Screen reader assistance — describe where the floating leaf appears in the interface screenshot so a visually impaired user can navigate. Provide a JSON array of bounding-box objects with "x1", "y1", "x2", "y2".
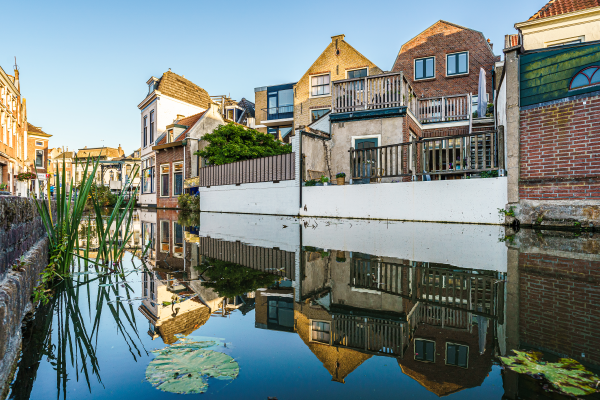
[
  {"x1": 500, "y1": 350, "x2": 600, "y2": 396},
  {"x1": 146, "y1": 337, "x2": 239, "y2": 394}
]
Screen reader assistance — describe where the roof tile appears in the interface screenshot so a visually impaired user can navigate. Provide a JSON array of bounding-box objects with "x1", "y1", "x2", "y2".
[
  {"x1": 529, "y1": 0, "x2": 600, "y2": 19},
  {"x1": 157, "y1": 71, "x2": 211, "y2": 110}
]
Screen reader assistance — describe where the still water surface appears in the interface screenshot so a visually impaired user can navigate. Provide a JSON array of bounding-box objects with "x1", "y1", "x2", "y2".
[{"x1": 7, "y1": 210, "x2": 600, "y2": 399}]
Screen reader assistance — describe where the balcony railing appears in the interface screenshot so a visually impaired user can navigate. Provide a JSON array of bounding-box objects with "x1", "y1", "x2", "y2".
[
  {"x1": 349, "y1": 129, "x2": 504, "y2": 181},
  {"x1": 260, "y1": 105, "x2": 294, "y2": 122},
  {"x1": 418, "y1": 94, "x2": 472, "y2": 123},
  {"x1": 332, "y1": 72, "x2": 418, "y2": 115}
]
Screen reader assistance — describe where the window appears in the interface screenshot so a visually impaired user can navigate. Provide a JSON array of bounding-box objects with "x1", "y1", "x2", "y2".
[
  {"x1": 35, "y1": 150, "x2": 43, "y2": 167},
  {"x1": 415, "y1": 57, "x2": 435, "y2": 80},
  {"x1": 446, "y1": 343, "x2": 469, "y2": 368},
  {"x1": 267, "y1": 126, "x2": 292, "y2": 140},
  {"x1": 347, "y1": 68, "x2": 368, "y2": 79},
  {"x1": 311, "y1": 109, "x2": 330, "y2": 122},
  {"x1": 570, "y1": 66, "x2": 600, "y2": 90},
  {"x1": 278, "y1": 89, "x2": 293, "y2": 113},
  {"x1": 311, "y1": 321, "x2": 331, "y2": 344},
  {"x1": 142, "y1": 165, "x2": 154, "y2": 194},
  {"x1": 173, "y1": 162, "x2": 183, "y2": 195},
  {"x1": 160, "y1": 164, "x2": 169, "y2": 197},
  {"x1": 150, "y1": 111, "x2": 155, "y2": 143},
  {"x1": 167, "y1": 129, "x2": 173, "y2": 143},
  {"x1": 173, "y1": 222, "x2": 183, "y2": 257},
  {"x1": 414, "y1": 339, "x2": 435, "y2": 362},
  {"x1": 447, "y1": 52, "x2": 468, "y2": 76},
  {"x1": 143, "y1": 116, "x2": 148, "y2": 147},
  {"x1": 35, "y1": 141, "x2": 43, "y2": 146},
  {"x1": 311, "y1": 74, "x2": 330, "y2": 96},
  {"x1": 160, "y1": 220, "x2": 169, "y2": 252}
]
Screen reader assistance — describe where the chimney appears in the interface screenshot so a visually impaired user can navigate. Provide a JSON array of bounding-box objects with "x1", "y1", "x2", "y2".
[
  {"x1": 118, "y1": 144, "x2": 123, "y2": 155},
  {"x1": 84, "y1": 146, "x2": 87, "y2": 149},
  {"x1": 13, "y1": 58, "x2": 20, "y2": 91}
]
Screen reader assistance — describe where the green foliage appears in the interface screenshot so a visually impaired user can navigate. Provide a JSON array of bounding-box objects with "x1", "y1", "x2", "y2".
[
  {"x1": 498, "y1": 206, "x2": 515, "y2": 217},
  {"x1": 335, "y1": 172, "x2": 346, "y2": 178},
  {"x1": 480, "y1": 170, "x2": 499, "y2": 178},
  {"x1": 0, "y1": 182, "x2": 7, "y2": 191},
  {"x1": 500, "y1": 350, "x2": 600, "y2": 397},
  {"x1": 319, "y1": 175, "x2": 329, "y2": 184},
  {"x1": 16, "y1": 172, "x2": 36, "y2": 181},
  {"x1": 304, "y1": 180, "x2": 317, "y2": 187},
  {"x1": 200, "y1": 258, "x2": 279, "y2": 298},
  {"x1": 177, "y1": 211, "x2": 200, "y2": 227},
  {"x1": 194, "y1": 123, "x2": 291, "y2": 165},
  {"x1": 87, "y1": 184, "x2": 118, "y2": 208},
  {"x1": 178, "y1": 193, "x2": 199, "y2": 211}
]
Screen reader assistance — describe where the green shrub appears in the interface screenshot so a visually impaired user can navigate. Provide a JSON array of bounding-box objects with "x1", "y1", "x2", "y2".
[
  {"x1": 304, "y1": 180, "x2": 317, "y2": 187},
  {"x1": 178, "y1": 193, "x2": 199, "y2": 211}
]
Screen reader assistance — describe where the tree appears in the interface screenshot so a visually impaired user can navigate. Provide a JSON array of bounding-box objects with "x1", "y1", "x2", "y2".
[{"x1": 194, "y1": 123, "x2": 292, "y2": 165}]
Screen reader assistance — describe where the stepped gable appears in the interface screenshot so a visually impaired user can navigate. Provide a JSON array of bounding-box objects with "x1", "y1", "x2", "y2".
[
  {"x1": 157, "y1": 71, "x2": 211, "y2": 110},
  {"x1": 529, "y1": 0, "x2": 600, "y2": 20}
]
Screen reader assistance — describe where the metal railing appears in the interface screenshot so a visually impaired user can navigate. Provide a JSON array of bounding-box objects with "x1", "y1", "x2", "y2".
[
  {"x1": 197, "y1": 152, "x2": 295, "y2": 187},
  {"x1": 332, "y1": 72, "x2": 418, "y2": 115},
  {"x1": 349, "y1": 129, "x2": 504, "y2": 181},
  {"x1": 260, "y1": 105, "x2": 294, "y2": 121},
  {"x1": 418, "y1": 94, "x2": 472, "y2": 123}
]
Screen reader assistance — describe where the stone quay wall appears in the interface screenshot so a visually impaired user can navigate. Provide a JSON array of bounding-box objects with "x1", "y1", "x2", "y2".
[{"x1": 0, "y1": 196, "x2": 53, "y2": 396}]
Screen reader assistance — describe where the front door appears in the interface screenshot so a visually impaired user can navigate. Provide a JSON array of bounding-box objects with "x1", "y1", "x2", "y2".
[{"x1": 355, "y1": 138, "x2": 378, "y2": 179}]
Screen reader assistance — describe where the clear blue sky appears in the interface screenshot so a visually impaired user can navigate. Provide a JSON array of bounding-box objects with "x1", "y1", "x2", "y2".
[{"x1": 3, "y1": 0, "x2": 545, "y2": 154}]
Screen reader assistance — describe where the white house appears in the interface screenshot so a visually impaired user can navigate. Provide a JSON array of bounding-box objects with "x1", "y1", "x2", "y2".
[{"x1": 137, "y1": 70, "x2": 212, "y2": 207}]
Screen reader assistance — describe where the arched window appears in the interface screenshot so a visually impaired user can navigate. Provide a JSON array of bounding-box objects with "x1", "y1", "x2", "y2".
[{"x1": 570, "y1": 66, "x2": 600, "y2": 89}]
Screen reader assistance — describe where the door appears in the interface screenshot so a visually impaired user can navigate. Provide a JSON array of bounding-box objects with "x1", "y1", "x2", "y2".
[{"x1": 355, "y1": 138, "x2": 378, "y2": 179}]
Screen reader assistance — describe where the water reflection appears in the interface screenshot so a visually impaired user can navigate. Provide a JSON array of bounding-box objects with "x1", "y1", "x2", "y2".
[{"x1": 8, "y1": 210, "x2": 600, "y2": 399}]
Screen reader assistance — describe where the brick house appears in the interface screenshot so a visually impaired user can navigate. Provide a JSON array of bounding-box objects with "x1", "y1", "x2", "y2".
[
  {"x1": 499, "y1": 0, "x2": 600, "y2": 227},
  {"x1": 254, "y1": 34, "x2": 383, "y2": 141},
  {"x1": 138, "y1": 70, "x2": 212, "y2": 208},
  {"x1": 0, "y1": 64, "x2": 28, "y2": 195},
  {"x1": 152, "y1": 104, "x2": 225, "y2": 209},
  {"x1": 26, "y1": 123, "x2": 52, "y2": 197}
]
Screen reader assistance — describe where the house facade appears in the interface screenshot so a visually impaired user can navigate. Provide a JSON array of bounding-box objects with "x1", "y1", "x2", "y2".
[
  {"x1": 26, "y1": 123, "x2": 51, "y2": 197},
  {"x1": 254, "y1": 34, "x2": 383, "y2": 141},
  {"x1": 0, "y1": 64, "x2": 28, "y2": 196},
  {"x1": 498, "y1": 0, "x2": 600, "y2": 228},
  {"x1": 138, "y1": 70, "x2": 212, "y2": 208}
]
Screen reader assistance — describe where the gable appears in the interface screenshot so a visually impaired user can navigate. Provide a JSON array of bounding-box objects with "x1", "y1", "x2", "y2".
[
  {"x1": 157, "y1": 71, "x2": 212, "y2": 110},
  {"x1": 520, "y1": 42, "x2": 600, "y2": 107}
]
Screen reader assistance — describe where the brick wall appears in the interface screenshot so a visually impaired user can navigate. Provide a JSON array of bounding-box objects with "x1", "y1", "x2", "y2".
[
  {"x1": 293, "y1": 35, "x2": 383, "y2": 130},
  {"x1": 155, "y1": 144, "x2": 188, "y2": 209},
  {"x1": 519, "y1": 252, "x2": 600, "y2": 366},
  {"x1": 27, "y1": 136, "x2": 49, "y2": 174},
  {"x1": 519, "y1": 95, "x2": 600, "y2": 200},
  {"x1": 421, "y1": 125, "x2": 468, "y2": 138},
  {"x1": 392, "y1": 21, "x2": 498, "y2": 98},
  {"x1": 254, "y1": 89, "x2": 268, "y2": 134}
]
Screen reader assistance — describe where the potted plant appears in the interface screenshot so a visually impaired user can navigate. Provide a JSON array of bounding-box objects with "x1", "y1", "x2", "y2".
[
  {"x1": 0, "y1": 182, "x2": 8, "y2": 195},
  {"x1": 319, "y1": 175, "x2": 329, "y2": 186},
  {"x1": 16, "y1": 172, "x2": 36, "y2": 181},
  {"x1": 335, "y1": 251, "x2": 346, "y2": 263},
  {"x1": 304, "y1": 179, "x2": 317, "y2": 187},
  {"x1": 336, "y1": 172, "x2": 346, "y2": 186}
]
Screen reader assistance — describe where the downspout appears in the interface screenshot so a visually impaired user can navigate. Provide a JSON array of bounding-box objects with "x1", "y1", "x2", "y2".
[{"x1": 299, "y1": 131, "x2": 302, "y2": 211}]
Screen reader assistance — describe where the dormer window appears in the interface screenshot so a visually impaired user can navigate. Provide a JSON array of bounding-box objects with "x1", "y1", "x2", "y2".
[
  {"x1": 148, "y1": 82, "x2": 155, "y2": 94},
  {"x1": 168, "y1": 129, "x2": 174, "y2": 143}
]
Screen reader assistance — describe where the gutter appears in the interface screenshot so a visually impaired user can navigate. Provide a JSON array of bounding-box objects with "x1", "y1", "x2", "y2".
[{"x1": 152, "y1": 140, "x2": 184, "y2": 151}]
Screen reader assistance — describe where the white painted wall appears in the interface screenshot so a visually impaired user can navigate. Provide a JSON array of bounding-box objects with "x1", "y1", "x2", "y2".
[
  {"x1": 195, "y1": 212, "x2": 508, "y2": 272},
  {"x1": 301, "y1": 177, "x2": 508, "y2": 225}
]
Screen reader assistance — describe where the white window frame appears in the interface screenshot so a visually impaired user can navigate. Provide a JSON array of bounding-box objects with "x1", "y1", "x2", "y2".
[
  {"x1": 446, "y1": 51, "x2": 469, "y2": 77},
  {"x1": 351, "y1": 134, "x2": 382, "y2": 149},
  {"x1": 414, "y1": 56, "x2": 436, "y2": 81},
  {"x1": 310, "y1": 108, "x2": 331, "y2": 123},
  {"x1": 445, "y1": 342, "x2": 469, "y2": 368},
  {"x1": 172, "y1": 162, "x2": 183, "y2": 196},
  {"x1": 309, "y1": 73, "x2": 331, "y2": 98},
  {"x1": 159, "y1": 163, "x2": 170, "y2": 198},
  {"x1": 35, "y1": 141, "x2": 44, "y2": 146},
  {"x1": 414, "y1": 338, "x2": 436, "y2": 363},
  {"x1": 308, "y1": 319, "x2": 332, "y2": 345},
  {"x1": 35, "y1": 149, "x2": 44, "y2": 168}
]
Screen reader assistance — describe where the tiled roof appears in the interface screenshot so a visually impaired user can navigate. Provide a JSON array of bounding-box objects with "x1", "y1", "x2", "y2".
[
  {"x1": 76, "y1": 147, "x2": 123, "y2": 159},
  {"x1": 529, "y1": 0, "x2": 600, "y2": 19},
  {"x1": 505, "y1": 34, "x2": 520, "y2": 48},
  {"x1": 238, "y1": 98, "x2": 255, "y2": 118},
  {"x1": 157, "y1": 71, "x2": 211, "y2": 110},
  {"x1": 27, "y1": 123, "x2": 51, "y2": 136},
  {"x1": 54, "y1": 151, "x2": 74, "y2": 159}
]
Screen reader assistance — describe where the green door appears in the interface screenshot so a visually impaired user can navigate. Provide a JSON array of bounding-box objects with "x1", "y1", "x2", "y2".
[{"x1": 355, "y1": 138, "x2": 378, "y2": 180}]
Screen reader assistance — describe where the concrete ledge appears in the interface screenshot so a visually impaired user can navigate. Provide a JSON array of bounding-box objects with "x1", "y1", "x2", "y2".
[{"x1": 515, "y1": 199, "x2": 600, "y2": 229}]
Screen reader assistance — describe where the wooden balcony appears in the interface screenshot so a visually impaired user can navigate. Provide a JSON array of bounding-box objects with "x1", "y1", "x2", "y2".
[
  {"x1": 418, "y1": 94, "x2": 472, "y2": 123},
  {"x1": 331, "y1": 72, "x2": 418, "y2": 115}
]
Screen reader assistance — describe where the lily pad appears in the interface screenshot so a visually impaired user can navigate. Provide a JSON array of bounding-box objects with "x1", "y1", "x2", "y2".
[
  {"x1": 146, "y1": 337, "x2": 239, "y2": 394},
  {"x1": 500, "y1": 350, "x2": 600, "y2": 396}
]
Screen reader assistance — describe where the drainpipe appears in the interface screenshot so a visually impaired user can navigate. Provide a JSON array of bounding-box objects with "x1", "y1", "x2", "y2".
[{"x1": 298, "y1": 131, "x2": 303, "y2": 211}]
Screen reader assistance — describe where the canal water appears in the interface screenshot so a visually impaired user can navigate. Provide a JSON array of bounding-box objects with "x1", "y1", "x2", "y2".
[{"x1": 6, "y1": 210, "x2": 600, "y2": 399}]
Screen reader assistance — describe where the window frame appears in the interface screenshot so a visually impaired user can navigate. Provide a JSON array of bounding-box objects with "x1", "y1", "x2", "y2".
[
  {"x1": 569, "y1": 66, "x2": 600, "y2": 90},
  {"x1": 309, "y1": 73, "x2": 331, "y2": 98},
  {"x1": 173, "y1": 221, "x2": 184, "y2": 258},
  {"x1": 445, "y1": 342, "x2": 469, "y2": 368},
  {"x1": 149, "y1": 110, "x2": 155, "y2": 144},
  {"x1": 309, "y1": 319, "x2": 332, "y2": 344},
  {"x1": 414, "y1": 56, "x2": 436, "y2": 80},
  {"x1": 160, "y1": 220, "x2": 169, "y2": 253},
  {"x1": 159, "y1": 164, "x2": 170, "y2": 197},
  {"x1": 545, "y1": 36, "x2": 585, "y2": 48},
  {"x1": 172, "y1": 162, "x2": 183, "y2": 196},
  {"x1": 414, "y1": 338, "x2": 436, "y2": 363},
  {"x1": 345, "y1": 67, "x2": 369, "y2": 79},
  {"x1": 311, "y1": 108, "x2": 330, "y2": 122},
  {"x1": 446, "y1": 51, "x2": 469, "y2": 77},
  {"x1": 35, "y1": 149, "x2": 44, "y2": 168},
  {"x1": 35, "y1": 141, "x2": 43, "y2": 147},
  {"x1": 143, "y1": 116, "x2": 148, "y2": 147}
]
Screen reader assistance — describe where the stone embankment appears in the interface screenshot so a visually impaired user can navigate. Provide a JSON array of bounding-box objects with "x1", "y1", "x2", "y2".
[{"x1": 0, "y1": 196, "x2": 53, "y2": 396}]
